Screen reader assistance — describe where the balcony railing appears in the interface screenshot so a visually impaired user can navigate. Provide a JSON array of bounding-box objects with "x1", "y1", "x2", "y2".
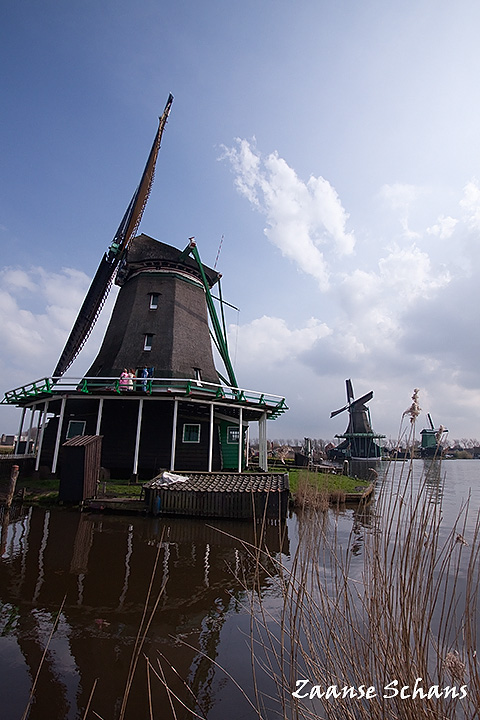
[{"x1": 2, "y1": 376, "x2": 288, "y2": 418}]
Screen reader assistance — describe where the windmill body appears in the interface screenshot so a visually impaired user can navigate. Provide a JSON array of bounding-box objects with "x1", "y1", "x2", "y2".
[
  {"x1": 87, "y1": 234, "x2": 221, "y2": 384},
  {"x1": 2, "y1": 100, "x2": 288, "y2": 481},
  {"x1": 420, "y1": 413, "x2": 448, "y2": 458},
  {"x1": 328, "y1": 379, "x2": 385, "y2": 460}
]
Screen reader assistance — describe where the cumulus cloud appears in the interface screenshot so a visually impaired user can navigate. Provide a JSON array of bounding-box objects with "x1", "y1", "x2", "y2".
[
  {"x1": 1, "y1": 268, "x2": 37, "y2": 292},
  {"x1": 334, "y1": 242, "x2": 451, "y2": 364},
  {"x1": 221, "y1": 139, "x2": 355, "y2": 290},
  {"x1": 230, "y1": 315, "x2": 331, "y2": 369},
  {"x1": 426, "y1": 215, "x2": 458, "y2": 239},
  {"x1": 217, "y1": 140, "x2": 480, "y2": 437}
]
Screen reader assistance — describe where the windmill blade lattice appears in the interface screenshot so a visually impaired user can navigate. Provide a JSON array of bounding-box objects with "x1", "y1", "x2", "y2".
[{"x1": 52, "y1": 94, "x2": 174, "y2": 378}]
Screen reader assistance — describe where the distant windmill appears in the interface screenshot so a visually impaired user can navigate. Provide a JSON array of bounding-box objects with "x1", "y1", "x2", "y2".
[
  {"x1": 420, "y1": 413, "x2": 448, "y2": 458},
  {"x1": 329, "y1": 379, "x2": 384, "y2": 460}
]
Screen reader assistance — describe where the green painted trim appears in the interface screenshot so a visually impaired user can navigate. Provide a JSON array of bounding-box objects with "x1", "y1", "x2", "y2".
[{"x1": 181, "y1": 242, "x2": 239, "y2": 388}]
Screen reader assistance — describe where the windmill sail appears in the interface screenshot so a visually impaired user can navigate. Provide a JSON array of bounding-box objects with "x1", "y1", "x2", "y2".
[{"x1": 53, "y1": 94, "x2": 174, "y2": 378}]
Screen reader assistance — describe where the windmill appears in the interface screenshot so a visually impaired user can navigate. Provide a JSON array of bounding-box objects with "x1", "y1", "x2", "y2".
[
  {"x1": 420, "y1": 413, "x2": 448, "y2": 458},
  {"x1": 328, "y1": 379, "x2": 384, "y2": 459},
  {"x1": 3, "y1": 97, "x2": 288, "y2": 480}
]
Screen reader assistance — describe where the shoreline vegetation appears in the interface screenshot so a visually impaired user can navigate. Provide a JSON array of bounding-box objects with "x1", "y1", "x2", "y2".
[{"x1": 0, "y1": 467, "x2": 372, "y2": 509}]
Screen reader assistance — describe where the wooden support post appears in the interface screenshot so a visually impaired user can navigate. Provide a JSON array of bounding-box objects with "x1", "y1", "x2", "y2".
[
  {"x1": 14, "y1": 408, "x2": 26, "y2": 455},
  {"x1": 52, "y1": 396, "x2": 67, "y2": 474},
  {"x1": 259, "y1": 412, "x2": 267, "y2": 471},
  {"x1": 25, "y1": 406, "x2": 36, "y2": 453},
  {"x1": 96, "y1": 397, "x2": 104, "y2": 435},
  {"x1": 238, "y1": 407, "x2": 243, "y2": 472},
  {"x1": 131, "y1": 398, "x2": 144, "y2": 482},
  {"x1": 208, "y1": 403, "x2": 214, "y2": 472},
  {"x1": 35, "y1": 400, "x2": 49, "y2": 473},
  {"x1": 170, "y1": 399, "x2": 178, "y2": 471},
  {"x1": 6, "y1": 465, "x2": 19, "y2": 509}
]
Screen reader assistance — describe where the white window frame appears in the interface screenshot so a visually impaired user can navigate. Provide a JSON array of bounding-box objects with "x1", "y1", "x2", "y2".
[
  {"x1": 226, "y1": 425, "x2": 240, "y2": 444},
  {"x1": 144, "y1": 333, "x2": 154, "y2": 351},
  {"x1": 66, "y1": 420, "x2": 86, "y2": 440},
  {"x1": 149, "y1": 293, "x2": 159, "y2": 309},
  {"x1": 183, "y1": 423, "x2": 201, "y2": 443}
]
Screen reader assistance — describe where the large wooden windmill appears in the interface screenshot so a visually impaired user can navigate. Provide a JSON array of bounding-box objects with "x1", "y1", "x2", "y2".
[
  {"x1": 3, "y1": 96, "x2": 287, "y2": 480},
  {"x1": 328, "y1": 379, "x2": 384, "y2": 460}
]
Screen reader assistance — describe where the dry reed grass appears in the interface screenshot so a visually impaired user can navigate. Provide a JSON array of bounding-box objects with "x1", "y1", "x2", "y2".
[
  {"x1": 236, "y1": 454, "x2": 480, "y2": 720},
  {"x1": 293, "y1": 471, "x2": 330, "y2": 511}
]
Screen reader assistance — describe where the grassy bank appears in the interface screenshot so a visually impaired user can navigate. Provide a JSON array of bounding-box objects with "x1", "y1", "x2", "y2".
[
  {"x1": 8, "y1": 469, "x2": 369, "y2": 507},
  {"x1": 286, "y1": 468, "x2": 370, "y2": 494},
  {"x1": 7, "y1": 476, "x2": 143, "y2": 505}
]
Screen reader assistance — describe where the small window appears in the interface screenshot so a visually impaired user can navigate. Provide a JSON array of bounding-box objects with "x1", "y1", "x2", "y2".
[
  {"x1": 66, "y1": 420, "x2": 86, "y2": 440},
  {"x1": 144, "y1": 334, "x2": 153, "y2": 351},
  {"x1": 227, "y1": 426, "x2": 240, "y2": 444},
  {"x1": 183, "y1": 424, "x2": 200, "y2": 443},
  {"x1": 149, "y1": 293, "x2": 159, "y2": 309},
  {"x1": 193, "y1": 367, "x2": 202, "y2": 381}
]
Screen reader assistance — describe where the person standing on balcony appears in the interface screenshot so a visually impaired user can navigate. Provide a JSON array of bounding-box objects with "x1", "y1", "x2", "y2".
[{"x1": 120, "y1": 369, "x2": 130, "y2": 391}]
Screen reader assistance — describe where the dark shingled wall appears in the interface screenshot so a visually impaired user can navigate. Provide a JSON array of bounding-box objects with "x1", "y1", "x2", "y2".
[
  {"x1": 39, "y1": 396, "x2": 224, "y2": 479},
  {"x1": 87, "y1": 235, "x2": 220, "y2": 383}
]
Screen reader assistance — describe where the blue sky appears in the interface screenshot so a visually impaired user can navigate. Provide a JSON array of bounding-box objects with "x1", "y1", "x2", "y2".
[{"x1": 2, "y1": 0, "x2": 480, "y2": 444}]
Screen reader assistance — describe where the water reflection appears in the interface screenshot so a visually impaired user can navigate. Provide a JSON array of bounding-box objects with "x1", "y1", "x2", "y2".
[
  {"x1": 423, "y1": 457, "x2": 445, "y2": 505},
  {"x1": 0, "y1": 508, "x2": 289, "y2": 720},
  {"x1": 2, "y1": 461, "x2": 479, "y2": 719}
]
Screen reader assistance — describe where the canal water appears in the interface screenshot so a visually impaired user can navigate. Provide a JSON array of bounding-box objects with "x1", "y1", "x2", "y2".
[{"x1": 0, "y1": 460, "x2": 479, "y2": 719}]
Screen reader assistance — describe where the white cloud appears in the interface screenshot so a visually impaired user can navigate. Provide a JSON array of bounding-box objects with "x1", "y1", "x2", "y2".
[
  {"x1": 230, "y1": 315, "x2": 331, "y2": 368},
  {"x1": 1, "y1": 268, "x2": 37, "y2": 292},
  {"x1": 219, "y1": 140, "x2": 480, "y2": 438},
  {"x1": 379, "y1": 183, "x2": 423, "y2": 237},
  {"x1": 426, "y1": 215, "x2": 458, "y2": 239},
  {"x1": 335, "y1": 242, "x2": 451, "y2": 365},
  {"x1": 378, "y1": 243, "x2": 450, "y2": 300},
  {"x1": 222, "y1": 139, "x2": 355, "y2": 290},
  {"x1": 460, "y1": 179, "x2": 480, "y2": 230}
]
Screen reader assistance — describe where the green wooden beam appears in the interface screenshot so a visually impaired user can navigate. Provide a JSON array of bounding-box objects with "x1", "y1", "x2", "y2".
[{"x1": 180, "y1": 240, "x2": 238, "y2": 388}]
